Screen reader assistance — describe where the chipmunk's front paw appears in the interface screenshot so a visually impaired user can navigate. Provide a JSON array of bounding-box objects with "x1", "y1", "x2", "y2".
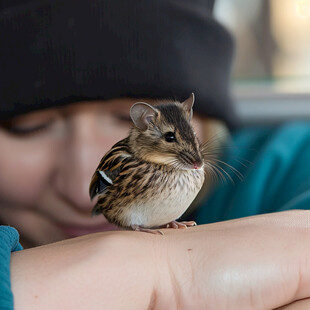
[
  {"x1": 131, "y1": 225, "x2": 164, "y2": 235},
  {"x1": 165, "y1": 220, "x2": 197, "y2": 229}
]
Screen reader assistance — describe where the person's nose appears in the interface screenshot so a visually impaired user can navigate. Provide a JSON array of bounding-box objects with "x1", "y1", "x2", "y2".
[{"x1": 53, "y1": 113, "x2": 111, "y2": 213}]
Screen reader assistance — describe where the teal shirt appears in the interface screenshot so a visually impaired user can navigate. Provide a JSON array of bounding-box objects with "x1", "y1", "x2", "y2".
[
  {"x1": 196, "y1": 121, "x2": 310, "y2": 224},
  {"x1": 0, "y1": 226, "x2": 22, "y2": 310}
]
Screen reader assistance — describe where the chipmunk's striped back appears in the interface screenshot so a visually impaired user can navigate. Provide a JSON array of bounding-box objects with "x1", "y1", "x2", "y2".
[
  {"x1": 89, "y1": 94, "x2": 205, "y2": 232},
  {"x1": 89, "y1": 138, "x2": 132, "y2": 204},
  {"x1": 90, "y1": 139, "x2": 204, "y2": 228}
]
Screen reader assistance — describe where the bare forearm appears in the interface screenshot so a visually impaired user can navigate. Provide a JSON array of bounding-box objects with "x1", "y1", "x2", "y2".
[
  {"x1": 10, "y1": 232, "x2": 159, "y2": 310},
  {"x1": 10, "y1": 211, "x2": 310, "y2": 310}
]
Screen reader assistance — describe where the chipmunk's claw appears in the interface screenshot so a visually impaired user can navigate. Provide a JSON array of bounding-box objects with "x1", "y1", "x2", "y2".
[
  {"x1": 165, "y1": 220, "x2": 197, "y2": 229},
  {"x1": 131, "y1": 225, "x2": 164, "y2": 235}
]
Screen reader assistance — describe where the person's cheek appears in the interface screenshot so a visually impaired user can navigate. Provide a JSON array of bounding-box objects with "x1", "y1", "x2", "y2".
[{"x1": 0, "y1": 136, "x2": 58, "y2": 207}]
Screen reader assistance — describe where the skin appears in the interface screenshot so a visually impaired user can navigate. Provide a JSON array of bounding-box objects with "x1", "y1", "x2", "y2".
[
  {"x1": 11, "y1": 210, "x2": 310, "y2": 309},
  {"x1": 0, "y1": 99, "x2": 205, "y2": 247}
]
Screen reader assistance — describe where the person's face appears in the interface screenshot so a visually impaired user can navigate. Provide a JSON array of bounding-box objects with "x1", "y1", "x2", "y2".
[{"x1": 0, "y1": 99, "x2": 205, "y2": 247}]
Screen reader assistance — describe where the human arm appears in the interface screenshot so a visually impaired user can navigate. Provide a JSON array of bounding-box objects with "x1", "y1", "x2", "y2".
[
  {"x1": 11, "y1": 210, "x2": 310, "y2": 310},
  {"x1": 10, "y1": 232, "x2": 160, "y2": 310}
]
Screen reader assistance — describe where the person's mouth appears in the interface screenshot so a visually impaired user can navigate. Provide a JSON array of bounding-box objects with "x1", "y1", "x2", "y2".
[{"x1": 57, "y1": 222, "x2": 119, "y2": 238}]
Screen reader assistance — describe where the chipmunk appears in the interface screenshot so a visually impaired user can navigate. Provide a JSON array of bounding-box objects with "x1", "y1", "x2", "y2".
[{"x1": 89, "y1": 93, "x2": 206, "y2": 234}]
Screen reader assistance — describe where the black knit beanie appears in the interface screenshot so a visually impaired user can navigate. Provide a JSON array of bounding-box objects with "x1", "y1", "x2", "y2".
[{"x1": 0, "y1": 0, "x2": 236, "y2": 126}]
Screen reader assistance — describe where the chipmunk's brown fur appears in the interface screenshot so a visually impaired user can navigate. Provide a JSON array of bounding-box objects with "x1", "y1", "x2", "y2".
[
  {"x1": 89, "y1": 94, "x2": 205, "y2": 231},
  {"x1": 128, "y1": 101, "x2": 203, "y2": 169}
]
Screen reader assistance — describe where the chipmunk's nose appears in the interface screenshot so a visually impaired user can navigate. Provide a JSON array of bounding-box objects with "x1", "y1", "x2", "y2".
[{"x1": 193, "y1": 159, "x2": 203, "y2": 169}]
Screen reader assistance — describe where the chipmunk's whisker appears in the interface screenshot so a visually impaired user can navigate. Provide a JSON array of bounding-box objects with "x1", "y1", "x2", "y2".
[
  {"x1": 202, "y1": 147, "x2": 251, "y2": 170},
  {"x1": 201, "y1": 145, "x2": 222, "y2": 155},
  {"x1": 202, "y1": 135, "x2": 253, "y2": 170},
  {"x1": 201, "y1": 147, "x2": 225, "y2": 159},
  {"x1": 204, "y1": 162, "x2": 226, "y2": 184},
  {"x1": 201, "y1": 132, "x2": 224, "y2": 146},
  {"x1": 208, "y1": 162, "x2": 235, "y2": 184},
  {"x1": 210, "y1": 158, "x2": 243, "y2": 181},
  {"x1": 203, "y1": 164, "x2": 220, "y2": 183},
  {"x1": 232, "y1": 157, "x2": 250, "y2": 168},
  {"x1": 165, "y1": 158, "x2": 183, "y2": 170},
  {"x1": 202, "y1": 147, "x2": 243, "y2": 184},
  {"x1": 201, "y1": 136, "x2": 245, "y2": 184}
]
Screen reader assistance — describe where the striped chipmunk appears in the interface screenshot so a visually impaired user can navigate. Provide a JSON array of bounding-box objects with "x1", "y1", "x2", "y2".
[{"x1": 89, "y1": 93, "x2": 221, "y2": 234}]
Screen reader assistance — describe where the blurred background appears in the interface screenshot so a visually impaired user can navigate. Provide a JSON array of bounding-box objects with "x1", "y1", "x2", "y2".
[{"x1": 215, "y1": 0, "x2": 310, "y2": 125}]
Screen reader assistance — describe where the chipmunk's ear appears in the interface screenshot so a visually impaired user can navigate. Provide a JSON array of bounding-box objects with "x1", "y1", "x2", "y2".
[
  {"x1": 182, "y1": 93, "x2": 195, "y2": 121},
  {"x1": 130, "y1": 102, "x2": 158, "y2": 131}
]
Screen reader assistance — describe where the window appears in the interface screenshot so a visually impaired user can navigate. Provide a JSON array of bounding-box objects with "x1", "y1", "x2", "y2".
[{"x1": 215, "y1": 0, "x2": 310, "y2": 125}]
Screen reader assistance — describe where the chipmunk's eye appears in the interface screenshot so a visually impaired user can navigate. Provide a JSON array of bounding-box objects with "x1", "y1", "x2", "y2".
[{"x1": 164, "y1": 132, "x2": 176, "y2": 142}]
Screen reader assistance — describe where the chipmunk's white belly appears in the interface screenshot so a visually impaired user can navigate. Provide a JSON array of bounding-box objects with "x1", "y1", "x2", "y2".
[{"x1": 125, "y1": 168, "x2": 205, "y2": 228}]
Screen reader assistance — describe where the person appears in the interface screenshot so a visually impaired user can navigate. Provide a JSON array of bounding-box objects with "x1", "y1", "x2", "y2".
[
  {"x1": 1, "y1": 1, "x2": 310, "y2": 309},
  {"x1": 0, "y1": 0, "x2": 234, "y2": 248}
]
